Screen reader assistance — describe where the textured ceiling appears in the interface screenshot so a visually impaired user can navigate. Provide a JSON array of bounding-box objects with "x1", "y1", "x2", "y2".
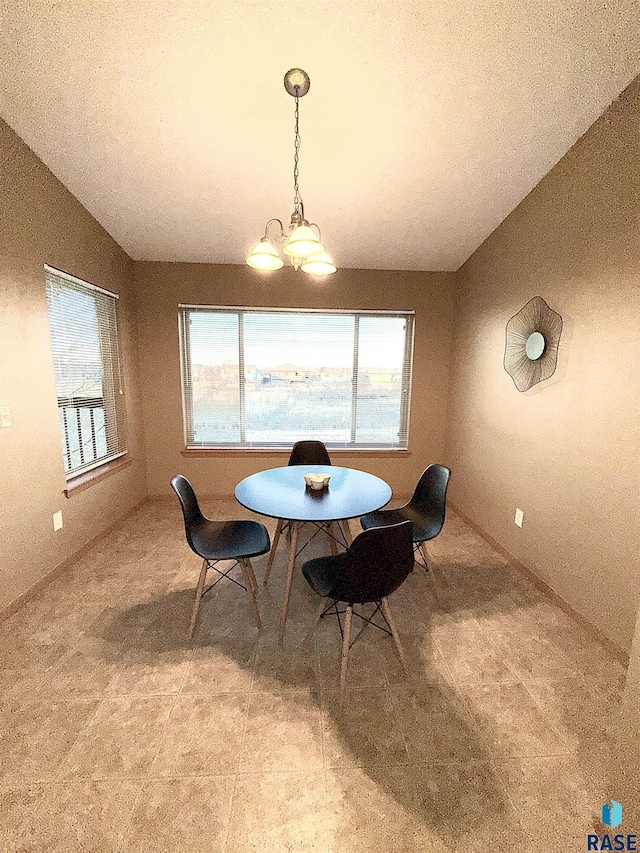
[{"x1": 2, "y1": 1, "x2": 639, "y2": 271}]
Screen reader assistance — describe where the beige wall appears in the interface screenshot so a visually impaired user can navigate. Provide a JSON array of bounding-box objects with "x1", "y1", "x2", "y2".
[
  {"x1": 133, "y1": 263, "x2": 457, "y2": 499},
  {"x1": 445, "y1": 79, "x2": 640, "y2": 650},
  {"x1": 0, "y1": 120, "x2": 147, "y2": 611}
]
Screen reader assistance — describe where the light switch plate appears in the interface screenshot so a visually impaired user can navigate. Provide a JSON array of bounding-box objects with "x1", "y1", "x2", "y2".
[
  {"x1": 514, "y1": 508, "x2": 524, "y2": 528},
  {"x1": 0, "y1": 406, "x2": 12, "y2": 428},
  {"x1": 53, "y1": 511, "x2": 63, "y2": 531}
]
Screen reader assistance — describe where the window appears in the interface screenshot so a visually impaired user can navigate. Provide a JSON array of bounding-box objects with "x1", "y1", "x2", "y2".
[
  {"x1": 179, "y1": 306, "x2": 414, "y2": 449},
  {"x1": 45, "y1": 266, "x2": 127, "y2": 477}
]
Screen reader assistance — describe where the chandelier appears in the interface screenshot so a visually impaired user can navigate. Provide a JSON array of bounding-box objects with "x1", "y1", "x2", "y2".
[{"x1": 246, "y1": 69, "x2": 336, "y2": 277}]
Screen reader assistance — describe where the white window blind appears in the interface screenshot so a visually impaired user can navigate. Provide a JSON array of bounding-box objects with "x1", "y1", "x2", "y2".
[
  {"x1": 179, "y1": 306, "x2": 414, "y2": 449},
  {"x1": 45, "y1": 266, "x2": 127, "y2": 477}
]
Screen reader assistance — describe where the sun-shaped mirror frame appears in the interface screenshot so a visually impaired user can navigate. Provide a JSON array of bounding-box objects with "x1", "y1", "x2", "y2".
[{"x1": 504, "y1": 296, "x2": 563, "y2": 392}]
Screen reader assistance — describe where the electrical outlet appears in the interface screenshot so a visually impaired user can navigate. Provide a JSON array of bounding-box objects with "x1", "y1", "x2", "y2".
[
  {"x1": 514, "y1": 508, "x2": 524, "y2": 528},
  {"x1": 53, "y1": 511, "x2": 63, "y2": 531},
  {"x1": 0, "y1": 405, "x2": 12, "y2": 428}
]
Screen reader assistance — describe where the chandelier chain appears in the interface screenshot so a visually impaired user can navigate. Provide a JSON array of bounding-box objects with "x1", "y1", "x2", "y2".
[{"x1": 293, "y1": 95, "x2": 303, "y2": 218}]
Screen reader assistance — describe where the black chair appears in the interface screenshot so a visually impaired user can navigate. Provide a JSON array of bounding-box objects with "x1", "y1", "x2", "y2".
[
  {"x1": 287, "y1": 440, "x2": 332, "y2": 467},
  {"x1": 263, "y1": 440, "x2": 341, "y2": 585},
  {"x1": 360, "y1": 464, "x2": 450, "y2": 571},
  {"x1": 171, "y1": 475, "x2": 270, "y2": 638},
  {"x1": 301, "y1": 520, "x2": 414, "y2": 702}
]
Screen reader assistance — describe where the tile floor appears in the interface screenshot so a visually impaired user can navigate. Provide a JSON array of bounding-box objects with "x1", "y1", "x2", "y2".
[{"x1": 0, "y1": 499, "x2": 629, "y2": 852}]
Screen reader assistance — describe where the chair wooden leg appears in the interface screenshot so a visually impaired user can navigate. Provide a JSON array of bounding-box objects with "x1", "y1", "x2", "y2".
[
  {"x1": 328, "y1": 522, "x2": 338, "y2": 555},
  {"x1": 263, "y1": 518, "x2": 284, "y2": 586},
  {"x1": 239, "y1": 559, "x2": 262, "y2": 631},
  {"x1": 340, "y1": 520, "x2": 353, "y2": 546},
  {"x1": 189, "y1": 558, "x2": 208, "y2": 639},
  {"x1": 303, "y1": 596, "x2": 328, "y2": 649},
  {"x1": 340, "y1": 605, "x2": 353, "y2": 706},
  {"x1": 245, "y1": 557, "x2": 258, "y2": 592},
  {"x1": 381, "y1": 597, "x2": 409, "y2": 677},
  {"x1": 278, "y1": 521, "x2": 299, "y2": 645},
  {"x1": 420, "y1": 542, "x2": 446, "y2": 606}
]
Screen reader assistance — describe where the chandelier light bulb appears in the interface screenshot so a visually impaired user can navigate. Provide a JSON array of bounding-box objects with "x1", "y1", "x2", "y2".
[
  {"x1": 301, "y1": 250, "x2": 337, "y2": 276},
  {"x1": 283, "y1": 224, "x2": 323, "y2": 259},
  {"x1": 246, "y1": 239, "x2": 284, "y2": 271}
]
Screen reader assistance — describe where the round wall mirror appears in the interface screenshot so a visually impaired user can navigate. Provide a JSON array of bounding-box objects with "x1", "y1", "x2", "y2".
[
  {"x1": 504, "y1": 296, "x2": 563, "y2": 392},
  {"x1": 525, "y1": 331, "x2": 546, "y2": 360}
]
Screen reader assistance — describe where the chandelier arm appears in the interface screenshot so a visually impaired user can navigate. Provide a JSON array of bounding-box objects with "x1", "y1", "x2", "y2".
[
  {"x1": 308, "y1": 223, "x2": 321, "y2": 242},
  {"x1": 264, "y1": 218, "x2": 287, "y2": 243}
]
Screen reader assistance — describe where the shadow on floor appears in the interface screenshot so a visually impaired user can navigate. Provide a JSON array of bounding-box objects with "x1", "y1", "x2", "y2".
[{"x1": 96, "y1": 567, "x2": 517, "y2": 846}]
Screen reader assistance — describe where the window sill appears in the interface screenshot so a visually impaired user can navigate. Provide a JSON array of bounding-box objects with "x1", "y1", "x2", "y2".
[
  {"x1": 64, "y1": 455, "x2": 132, "y2": 497},
  {"x1": 181, "y1": 448, "x2": 409, "y2": 458}
]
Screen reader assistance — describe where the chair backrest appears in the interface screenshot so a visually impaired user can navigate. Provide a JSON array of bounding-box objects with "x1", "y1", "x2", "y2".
[
  {"x1": 330, "y1": 520, "x2": 414, "y2": 604},
  {"x1": 408, "y1": 464, "x2": 451, "y2": 529},
  {"x1": 288, "y1": 440, "x2": 332, "y2": 466},
  {"x1": 170, "y1": 475, "x2": 206, "y2": 552}
]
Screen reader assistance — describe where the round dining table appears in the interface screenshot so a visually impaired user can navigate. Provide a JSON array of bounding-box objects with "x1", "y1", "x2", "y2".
[{"x1": 235, "y1": 465, "x2": 392, "y2": 641}]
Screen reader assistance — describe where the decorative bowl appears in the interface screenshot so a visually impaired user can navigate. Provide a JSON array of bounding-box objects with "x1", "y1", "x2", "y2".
[{"x1": 304, "y1": 473, "x2": 331, "y2": 491}]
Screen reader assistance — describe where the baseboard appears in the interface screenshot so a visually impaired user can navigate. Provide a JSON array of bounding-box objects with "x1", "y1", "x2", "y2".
[
  {"x1": 449, "y1": 502, "x2": 629, "y2": 667},
  {"x1": 0, "y1": 496, "x2": 148, "y2": 625}
]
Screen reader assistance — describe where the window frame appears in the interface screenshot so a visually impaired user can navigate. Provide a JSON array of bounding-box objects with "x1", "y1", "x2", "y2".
[
  {"x1": 45, "y1": 265, "x2": 128, "y2": 481},
  {"x1": 178, "y1": 304, "x2": 415, "y2": 451}
]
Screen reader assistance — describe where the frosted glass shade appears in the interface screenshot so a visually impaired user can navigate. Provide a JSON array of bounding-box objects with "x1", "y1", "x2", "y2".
[
  {"x1": 246, "y1": 240, "x2": 284, "y2": 271},
  {"x1": 301, "y1": 250, "x2": 337, "y2": 276},
  {"x1": 283, "y1": 224, "x2": 323, "y2": 258}
]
